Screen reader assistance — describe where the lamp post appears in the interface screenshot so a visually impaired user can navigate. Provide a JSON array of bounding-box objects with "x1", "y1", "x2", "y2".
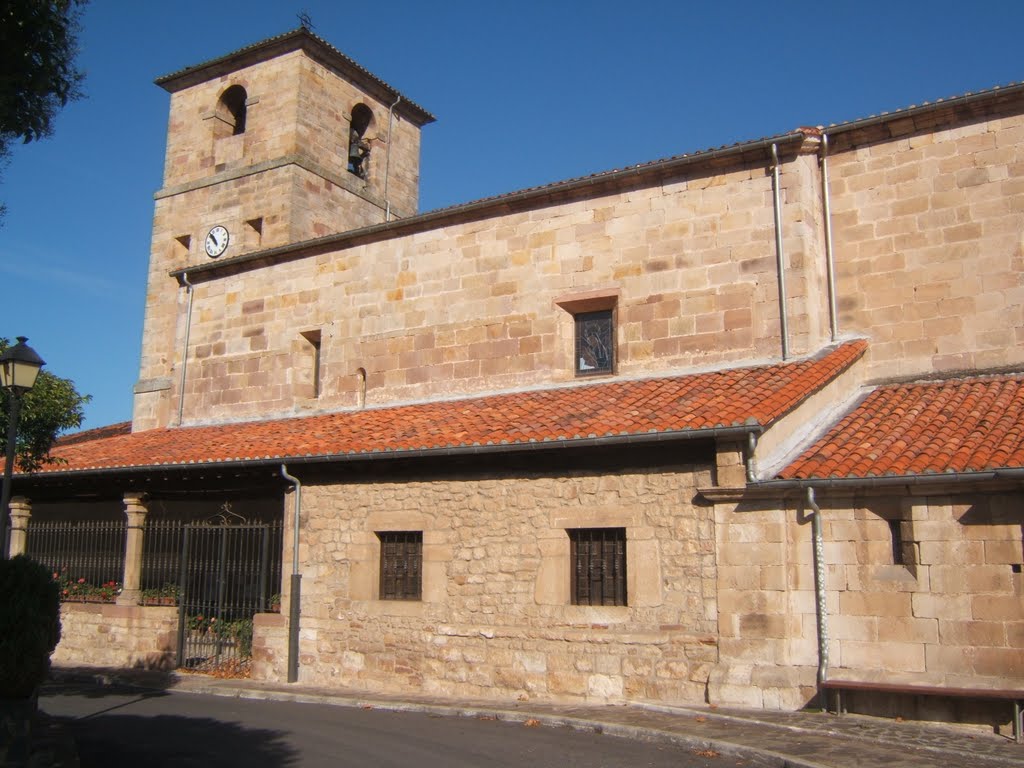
[{"x1": 0, "y1": 337, "x2": 45, "y2": 559}]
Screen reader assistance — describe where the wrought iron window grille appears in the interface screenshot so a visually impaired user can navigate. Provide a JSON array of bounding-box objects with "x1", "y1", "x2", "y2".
[
  {"x1": 569, "y1": 527, "x2": 627, "y2": 606},
  {"x1": 378, "y1": 531, "x2": 422, "y2": 601}
]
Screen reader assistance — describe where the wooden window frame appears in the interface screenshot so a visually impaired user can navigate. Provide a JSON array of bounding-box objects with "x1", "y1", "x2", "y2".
[
  {"x1": 378, "y1": 531, "x2": 422, "y2": 601},
  {"x1": 569, "y1": 527, "x2": 627, "y2": 606}
]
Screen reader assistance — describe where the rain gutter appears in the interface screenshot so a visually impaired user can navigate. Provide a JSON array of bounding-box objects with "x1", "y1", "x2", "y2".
[
  {"x1": 383, "y1": 94, "x2": 401, "y2": 222},
  {"x1": 751, "y1": 470, "x2": 1007, "y2": 491},
  {"x1": 177, "y1": 273, "x2": 195, "y2": 426},
  {"x1": 822, "y1": 82, "x2": 1024, "y2": 137},
  {"x1": 770, "y1": 144, "x2": 789, "y2": 360},
  {"x1": 806, "y1": 487, "x2": 830, "y2": 688},
  {"x1": 280, "y1": 464, "x2": 302, "y2": 684},
  {"x1": 819, "y1": 134, "x2": 839, "y2": 342}
]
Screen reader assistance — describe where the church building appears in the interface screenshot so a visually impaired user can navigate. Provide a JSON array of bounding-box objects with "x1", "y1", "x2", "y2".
[{"x1": 8, "y1": 29, "x2": 1024, "y2": 735}]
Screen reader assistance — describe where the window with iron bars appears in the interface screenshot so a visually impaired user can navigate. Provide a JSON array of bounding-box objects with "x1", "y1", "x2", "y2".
[
  {"x1": 569, "y1": 527, "x2": 627, "y2": 606},
  {"x1": 378, "y1": 531, "x2": 422, "y2": 600}
]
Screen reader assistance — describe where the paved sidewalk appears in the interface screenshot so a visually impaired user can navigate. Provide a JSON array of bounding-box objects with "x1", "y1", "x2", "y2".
[{"x1": 46, "y1": 667, "x2": 1024, "y2": 768}]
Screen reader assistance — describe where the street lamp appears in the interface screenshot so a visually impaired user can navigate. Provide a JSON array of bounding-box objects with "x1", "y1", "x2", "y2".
[{"x1": 0, "y1": 337, "x2": 45, "y2": 559}]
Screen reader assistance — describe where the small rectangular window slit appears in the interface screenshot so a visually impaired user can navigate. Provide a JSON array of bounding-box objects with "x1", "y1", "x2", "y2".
[
  {"x1": 301, "y1": 330, "x2": 322, "y2": 398},
  {"x1": 888, "y1": 519, "x2": 904, "y2": 566},
  {"x1": 246, "y1": 217, "x2": 264, "y2": 249}
]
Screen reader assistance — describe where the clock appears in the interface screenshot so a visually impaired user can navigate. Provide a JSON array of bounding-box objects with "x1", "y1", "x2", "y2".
[{"x1": 204, "y1": 225, "x2": 230, "y2": 258}]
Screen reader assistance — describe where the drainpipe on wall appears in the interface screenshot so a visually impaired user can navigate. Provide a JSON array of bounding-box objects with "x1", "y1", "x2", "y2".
[
  {"x1": 820, "y1": 133, "x2": 839, "y2": 342},
  {"x1": 745, "y1": 432, "x2": 759, "y2": 483},
  {"x1": 177, "y1": 273, "x2": 195, "y2": 426},
  {"x1": 770, "y1": 144, "x2": 790, "y2": 360},
  {"x1": 806, "y1": 487, "x2": 830, "y2": 689},
  {"x1": 383, "y1": 94, "x2": 401, "y2": 222},
  {"x1": 281, "y1": 464, "x2": 302, "y2": 683}
]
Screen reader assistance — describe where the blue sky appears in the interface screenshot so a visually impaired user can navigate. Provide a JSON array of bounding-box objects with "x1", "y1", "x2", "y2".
[{"x1": 2, "y1": 0, "x2": 1022, "y2": 430}]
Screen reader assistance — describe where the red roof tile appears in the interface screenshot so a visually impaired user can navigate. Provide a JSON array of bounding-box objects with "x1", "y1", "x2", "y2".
[
  {"x1": 779, "y1": 374, "x2": 1024, "y2": 480},
  {"x1": 35, "y1": 341, "x2": 865, "y2": 476}
]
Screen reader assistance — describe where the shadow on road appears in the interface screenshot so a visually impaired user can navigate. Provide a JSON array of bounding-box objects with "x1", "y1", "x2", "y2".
[{"x1": 54, "y1": 711, "x2": 297, "y2": 767}]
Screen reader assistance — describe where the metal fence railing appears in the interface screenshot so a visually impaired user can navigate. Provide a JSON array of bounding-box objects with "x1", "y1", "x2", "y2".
[
  {"x1": 140, "y1": 519, "x2": 187, "y2": 604},
  {"x1": 26, "y1": 520, "x2": 127, "y2": 602},
  {"x1": 24, "y1": 516, "x2": 284, "y2": 674},
  {"x1": 25, "y1": 518, "x2": 283, "y2": 611},
  {"x1": 176, "y1": 522, "x2": 284, "y2": 670}
]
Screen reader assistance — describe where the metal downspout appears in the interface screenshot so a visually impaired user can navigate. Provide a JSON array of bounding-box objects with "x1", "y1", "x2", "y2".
[
  {"x1": 745, "y1": 432, "x2": 759, "y2": 483},
  {"x1": 806, "y1": 487, "x2": 829, "y2": 689},
  {"x1": 383, "y1": 95, "x2": 401, "y2": 222},
  {"x1": 177, "y1": 273, "x2": 195, "y2": 426},
  {"x1": 770, "y1": 144, "x2": 790, "y2": 360},
  {"x1": 820, "y1": 134, "x2": 839, "y2": 342},
  {"x1": 281, "y1": 464, "x2": 302, "y2": 683}
]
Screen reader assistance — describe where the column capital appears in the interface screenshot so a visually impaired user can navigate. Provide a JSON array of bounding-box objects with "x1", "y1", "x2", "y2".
[
  {"x1": 123, "y1": 491, "x2": 149, "y2": 509},
  {"x1": 122, "y1": 491, "x2": 150, "y2": 526},
  {"x1": 8, "y1": 496, "x2": 31, "y2": 518},
  {"x1": 7, "y1": 496, "x2": 31, "y2": 557}
]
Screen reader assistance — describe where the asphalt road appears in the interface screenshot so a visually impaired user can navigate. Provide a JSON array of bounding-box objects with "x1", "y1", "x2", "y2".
[{"x1": 39, "y1": 682, "x2": 775, "y2": 768}]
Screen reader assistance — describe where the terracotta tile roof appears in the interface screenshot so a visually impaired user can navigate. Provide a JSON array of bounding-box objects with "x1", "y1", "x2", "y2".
[
  {"x1": 779, "y1": 374, "x2": 1024, "y2": 480},
  {"x1": 35, "y1": 341, "x2": 865, "y2": 477},
  {"x1": 54, "y1": 421, "x2": 131, "y2": 447}
]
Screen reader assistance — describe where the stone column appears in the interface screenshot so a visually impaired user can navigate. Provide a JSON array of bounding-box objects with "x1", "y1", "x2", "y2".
[
  {"x1": 117, "y1": 492, "x2": 149, "y2": 606},
  {"x1": 7, "y1": 496, "x2": 31, "y2": 556}
]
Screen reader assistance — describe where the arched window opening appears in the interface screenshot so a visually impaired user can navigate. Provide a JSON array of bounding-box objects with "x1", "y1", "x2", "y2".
[
  {"x1": 348, "y1": 104, "x2": 374, "y2": 178},
  {"x1": 217, "y1": 85, "x2": 248, "y2": 136}
]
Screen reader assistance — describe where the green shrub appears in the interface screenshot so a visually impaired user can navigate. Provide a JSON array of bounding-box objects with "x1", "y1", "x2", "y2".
[{"x1": 0, "y1": 555, "x2": 62, "y2": 698}]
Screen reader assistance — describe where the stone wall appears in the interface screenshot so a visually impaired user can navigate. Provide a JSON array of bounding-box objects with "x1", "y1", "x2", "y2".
[
  {"x1": 258, "y1": 462, "x2": 721, "y2": 704},
  {"x1": 160, "y1": 151, "x2": 836, "y2": 427},
  {"x1": 251, "y1": 612, "x2": 288, "y2": 681},
  {"x1": 711, "y1": 490, "x2": 1024, "y2": 709},
  {"x1": 52, "y1": 604, "x2": 178, "y2": 670},
  {"x1": 135, "y1": 44, "x2": 425, "y2": 430},
  {"x1": 828, "y1": 105, "x2": 1024, "y2": 381}
]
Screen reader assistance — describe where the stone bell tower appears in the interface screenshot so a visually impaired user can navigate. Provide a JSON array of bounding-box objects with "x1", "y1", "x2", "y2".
[{"x1": 132, "y1": 28, "x2": 435, "y2": 431}]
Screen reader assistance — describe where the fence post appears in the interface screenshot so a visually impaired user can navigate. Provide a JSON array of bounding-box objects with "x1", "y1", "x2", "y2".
[
  {"x1": 7, "y1": 496, "x2": 31, "y2": 557},
  {"x1": 117, "y1": 491, "x2": 149, "y2": 606}
]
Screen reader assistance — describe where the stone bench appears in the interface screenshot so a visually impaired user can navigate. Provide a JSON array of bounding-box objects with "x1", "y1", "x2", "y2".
[{"x1": 820, "y1": 679, "x2": 1023, "y2": 744}]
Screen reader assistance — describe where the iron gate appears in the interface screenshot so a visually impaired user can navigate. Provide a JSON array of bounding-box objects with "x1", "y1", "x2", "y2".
[{"x1": 175, "y1": 522, "x2": 282, "y2": 671}]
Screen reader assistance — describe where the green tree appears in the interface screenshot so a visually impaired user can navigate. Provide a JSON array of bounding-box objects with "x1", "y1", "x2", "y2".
[
  {"x1": 0, "y1": 338, "x2": 90, "y2": 472},
  {"x1": 0, "y1": 0, "x2": 88, "y2": 219}
]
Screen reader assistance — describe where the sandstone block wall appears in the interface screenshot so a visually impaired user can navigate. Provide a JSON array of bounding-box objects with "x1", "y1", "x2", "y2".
[
  {"x1": 53, "y1": 604, "x2": 178, "y2": 670},
  {"x1": 162, "y1": 153, "x2": 834, "y2": 427},
  {"x1": 161, "y1": 50, "x2": 421, "y2": 223},
  {"x1": 251, "y1": 612, "x2": 288, "y2": 681},
  {"x1": 829, "y1": 107, "x2": 1024, "y2": 381},
  {"x1": 135, "y1": 45, "x2": 425, "y2": 430},
  {"x1": 712, "y1": 491, "x2": 1024, "y2": 709},
  {"x1": 260, "y1": 464, "x2": 722, "y2": 704}
]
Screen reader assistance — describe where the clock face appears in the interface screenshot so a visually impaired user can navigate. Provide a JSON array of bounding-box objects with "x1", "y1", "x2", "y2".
[{"x1": 204, "y1": 225, "x2": 230, "y2": 258}]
